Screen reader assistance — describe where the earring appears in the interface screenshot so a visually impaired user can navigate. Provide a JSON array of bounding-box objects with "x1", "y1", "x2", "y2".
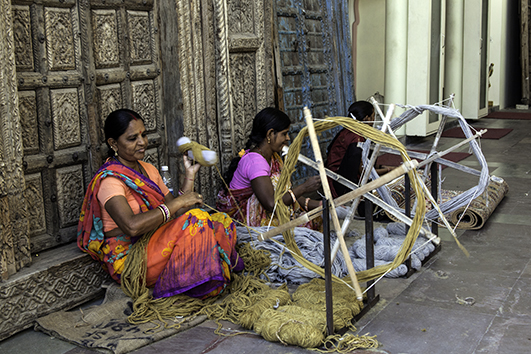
[
  {"x1": 267, "y1": 137, "x2": 271, "y2": 144},
  {"x1": 113, "y1": 148, "x2": 118, "y2": 156}
]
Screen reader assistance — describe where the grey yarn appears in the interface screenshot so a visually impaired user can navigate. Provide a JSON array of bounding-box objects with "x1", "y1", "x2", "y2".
[
  {"x1": 236, "y1": 226, "x2": 349, "y2": 284},
  {"x1": 410, "y1": 254, "x2": 422, "y2": 270},
  {"x1": 350, "y1": 257, "x2": 408, "y2": 278},
  {"x1": 373, "y1": 226, "x2": 388, "y2": 242},
  {"x1": 387, "y1": 222, "x2": 408, "y2": 236},
  {"x1": 360, "y1": 103, "x2": 490, "y2": 226}
]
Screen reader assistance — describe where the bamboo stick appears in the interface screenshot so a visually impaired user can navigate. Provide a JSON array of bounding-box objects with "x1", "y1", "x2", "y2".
[
  {"x1": 302, "y1": 107, "x2": 364, "y2": 301},
  {"x1": 281, "y1": 145, "x2": 437, "y2": 240},
  {"x1": 259, "y1": 158, "x2": 419, "y2": 241},
  {"x1": 331, "y1": 103, "x2": 396, "y2": 261}
]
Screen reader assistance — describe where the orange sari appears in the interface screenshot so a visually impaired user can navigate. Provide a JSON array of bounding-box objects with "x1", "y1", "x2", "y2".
[{"x1": 77, "y1": 159, "x2": 242, "y2": 299}]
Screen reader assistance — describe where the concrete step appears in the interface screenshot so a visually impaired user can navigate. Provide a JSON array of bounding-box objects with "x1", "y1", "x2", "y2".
[{"x1": 0, "y1": 243, "x2": 110, "y2": 341}]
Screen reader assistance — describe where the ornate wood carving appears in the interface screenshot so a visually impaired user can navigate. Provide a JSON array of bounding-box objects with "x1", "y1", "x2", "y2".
[
  {"x1": 12, "y1": 5, "x2": 33, "y2": 71},
  {"x1": 132, "y1": 80, "x2": 156, "y2": 131},
  {"x1": 274, "y1": 0, "x2": 354, "y2": 183},
  {"x1": 127, "y1": 10, "x2": 152, "y2": 65},
  {"x1": 56, "y1": 165, "x2": 84, "y2": 228},
  {"x1": 50, "y1": 88, "x2": 81, "y2": 150},
  {"x1": 97, "y1": 84, "x2": 123, "y2": 129},
  {"x1": 0, "y1": 246, "x2": 110, "y2": 342},
  {"x1": 19, "y1": 91, "x2": 39, "y2": 154},
  {"x1": 45, "y1": 7, "x2": 76, "y2": 71},
  {"x1": 92, "y1": 9, "x2": 120, "y2": 69},
  {"x1": 214, "y1": 0, "x2": 273, "y2": 173},
  {"x1": 0, "y1": 0, "x2": 31, "y2": 279},
  {"x1": 23, "y1": 173, "x2": 46, "y2": 237}
]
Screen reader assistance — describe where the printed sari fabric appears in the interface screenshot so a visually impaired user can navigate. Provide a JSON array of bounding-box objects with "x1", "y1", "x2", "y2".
[
  {"x1": 217, "y1": 153, "x2": 320, "y2": 230},
  {"x1": 77, "y1": 159, "x2": 240, "y2": 299}
]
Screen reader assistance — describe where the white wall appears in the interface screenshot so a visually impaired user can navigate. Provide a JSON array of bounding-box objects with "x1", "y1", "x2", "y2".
[
  {"x1": 488, "y1": 1, "x2": 508, "y2": 109},
  {"x1": 350, "y1": 0, "x2": 386, "y2": 102},
  {"x1": 350, "y1": 0, "x2": 512, "y2": 130}
]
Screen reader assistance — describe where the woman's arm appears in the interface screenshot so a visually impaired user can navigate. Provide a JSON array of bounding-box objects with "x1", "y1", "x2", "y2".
[
  {"x1": 251, "y1": 175, "x2": 321, "y2": 212},
  {"x1": 105, "y1": 155, "x2": 203, "y2": 237},
  {"x1": 104, "y1": 191, "x2": 202, "y2": 237}
]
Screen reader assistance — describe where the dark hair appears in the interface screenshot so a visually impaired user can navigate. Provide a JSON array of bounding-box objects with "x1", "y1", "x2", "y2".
[
  {"x1": 104, "y1": 109, "x2": 144, "y2": 158},
  {"x1": 347, "y1": 100, "x2": 374, "y2": 121},
  {"x1": 326, "y1": 101, "x2": 374, "y2": 156},
  {"x1": 223, "y1": 107, "x2": 291, "y2": 187}
]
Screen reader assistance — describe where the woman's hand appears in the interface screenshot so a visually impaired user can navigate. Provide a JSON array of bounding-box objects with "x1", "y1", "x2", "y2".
[
  {"x1": 300, "y1": 175, "x2": 321, "y2": 193},
  {"x1": 173, "y1": 191, "x2": 203, "y2": 210},
  {"x1": 183, "y1": 155, "x2": 201, "y2": 177}
]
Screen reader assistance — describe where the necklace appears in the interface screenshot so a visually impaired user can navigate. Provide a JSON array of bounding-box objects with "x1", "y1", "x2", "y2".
[{"x1": 113, "y1": 156, "x2": 146, "y2": 177}]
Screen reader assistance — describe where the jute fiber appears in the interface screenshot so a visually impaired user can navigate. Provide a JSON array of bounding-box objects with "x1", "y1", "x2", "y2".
[
  {"x1": 275, "y1": 116, "x2": 427, "y2": 284},
  {"x1": 254, "y1": 279, "x2": 379, "y2": 350}
]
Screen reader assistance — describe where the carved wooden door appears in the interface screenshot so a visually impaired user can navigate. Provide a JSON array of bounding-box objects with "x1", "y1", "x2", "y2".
[
  {"x1": 274, "y1": 0, "x2": 354, "y2": 180},
  {"x1": 13, "y1": 0, "x2": 164, "y2": 253}
]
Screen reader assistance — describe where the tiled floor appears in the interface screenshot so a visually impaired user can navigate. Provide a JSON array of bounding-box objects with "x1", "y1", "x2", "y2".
[{"x1": 1, "y1": 113, "x2": 530, "y2": 354}]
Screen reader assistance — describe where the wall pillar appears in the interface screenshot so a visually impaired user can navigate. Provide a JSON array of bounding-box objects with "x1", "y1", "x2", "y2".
[
  {"x1": 384, "y1": 0, "x2": 408, "y2": 123},
  {"x1": 0, "y1": 0, "x2": 31, "y2": 280},
  {"x1": 444, "y1": 0, "x2": 464, "y2": 111}
]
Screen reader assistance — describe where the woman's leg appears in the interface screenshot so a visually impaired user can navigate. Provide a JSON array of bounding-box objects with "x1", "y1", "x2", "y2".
[{"x1": 146, "y1": 208, "x2": 239, "y2": 299}]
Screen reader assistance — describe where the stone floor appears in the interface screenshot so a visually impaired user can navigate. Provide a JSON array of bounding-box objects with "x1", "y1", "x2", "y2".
[{"x1": 1, "y1": 112, "x2": 530, "y2": 354}]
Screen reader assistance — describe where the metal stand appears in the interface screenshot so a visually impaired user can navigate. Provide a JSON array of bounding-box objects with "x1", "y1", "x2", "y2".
[
  {"x1": 323, "y1": 195, "x2": 380, "y2": 335},
  {"x1": 404, "y1": 163, "x2": 441, "y2": 278},
  {"x1": 351, "y1": 198, "x2": 380, "y2": 323},
  {"x1": 322, "y1": 196, "x2": 334, "y2": 337}
]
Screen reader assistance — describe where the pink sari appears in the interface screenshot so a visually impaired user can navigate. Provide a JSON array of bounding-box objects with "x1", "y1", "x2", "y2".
[{"x1": 217, "y1": 153, "x2": 320, "y2": 230}]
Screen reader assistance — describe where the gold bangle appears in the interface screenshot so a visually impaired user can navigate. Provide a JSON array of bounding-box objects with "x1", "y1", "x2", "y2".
[
  {"x1": 287, "y1": 189, "x2": 297, "y2": 205},
  {"x1": 158, "y1": 203, "x2": 171, "y2": 223},
  {"x1": 304, "y1": 197, "x2": 310, "y2": 211},
  {"x1": 157, "y1": 205, "x2": 167, "y2": 222}
]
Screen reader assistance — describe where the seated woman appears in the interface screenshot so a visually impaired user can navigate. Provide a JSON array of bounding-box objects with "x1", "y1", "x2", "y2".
[
  {"x1": 77, "y1": 109, "x2": 242, "y2": 300},
  {"x1": 217, "y1": 107, "x2": 322, "y2": 228},
  {"x1": 325, "y1": 100, "x2": 392, "y2": 199}
]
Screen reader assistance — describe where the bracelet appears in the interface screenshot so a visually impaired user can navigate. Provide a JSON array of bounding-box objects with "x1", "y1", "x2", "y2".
[
  {"x1": 157, "y1": 205, "x2": 167, "y2": 222},
  {"x1": 157, "y1": 203, "x2": 171, "y2": 223},
  {"x1": 185, "y1": 177, "x2": 194, "y2": 182},
  {"x1": 319, "y1": 200, "x2": 323, "y2": 207},
  {"x1": 304, "y1": 197, "x2": 310, "y2": 211},
  {"x1": 178, "y1": 189, "x2": 184, "y2": 196},
  {"x1": 287, "y1": 189, "x2": 297, "y2": 205}
]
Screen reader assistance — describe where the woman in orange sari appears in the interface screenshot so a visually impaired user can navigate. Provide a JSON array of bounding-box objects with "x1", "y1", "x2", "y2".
[
  {"x1": 77, "y1": 109, "x2": 242, "y2": 299},
  {"x1": 217, "y1": 107, "x2": 322, "y2": 229}
]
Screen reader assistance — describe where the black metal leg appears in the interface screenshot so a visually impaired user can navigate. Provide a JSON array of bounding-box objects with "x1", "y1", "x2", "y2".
[
  {"x1": 404, "y1": 174, "x2": 411, "y2": 270},
  {"x1": 322, "y1": 197, "x2": 334, "y2": 337},
  {"x1": 431, "y1": 163, "x2": 439, "y2": 237},
  {"x1": 364, "y1": 198, "x2": 375, "y2": 302}
]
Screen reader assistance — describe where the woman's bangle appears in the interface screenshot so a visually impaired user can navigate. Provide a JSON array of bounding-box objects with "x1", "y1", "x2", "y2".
[
  {"x1": 178, "y1": 189, "x2": 184, "y2": 196},
  {"x1": 158, "y1": 203, "x2": 171, "y2": 223},
  {"x1": 304, "y1": 197, "x2": 310, "y2": 211},
  {"x1": 157, "y1": 205, "x2": 166, "y2": 222},
  {"x1": 287, "y1": 189, "x2": 297, "y2": 205},
  {"x1": 185, "y1": 177, "x2": 194, "y2": 182}
]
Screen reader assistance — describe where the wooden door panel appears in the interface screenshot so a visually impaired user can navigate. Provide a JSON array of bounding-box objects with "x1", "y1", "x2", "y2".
[
  {"x1": 13, "y1": 0, "x2": 163, "y2": 254},
  {"x1": 275, "y1": 0, "x2": 353, "y2": 182},
  {"x1": 13, "y1": 0, "x2": 88, "y2": 253}
]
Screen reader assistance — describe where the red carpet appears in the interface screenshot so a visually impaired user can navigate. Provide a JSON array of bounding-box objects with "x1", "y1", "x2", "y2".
[
  {"x1": 485, "y1": 111, "x2": 531, "y2": 120},
  {"x1": 377, "y1": 150, "x2": 471, "y2": 168},
  {"x1": 441, "y1": 127, "x2": 512, "y2": 139}
]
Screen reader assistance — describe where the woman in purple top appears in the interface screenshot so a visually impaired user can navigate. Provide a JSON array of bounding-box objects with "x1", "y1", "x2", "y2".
[{"x1": 217, "y1": 107, "x2": 322, "y2": 228}]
